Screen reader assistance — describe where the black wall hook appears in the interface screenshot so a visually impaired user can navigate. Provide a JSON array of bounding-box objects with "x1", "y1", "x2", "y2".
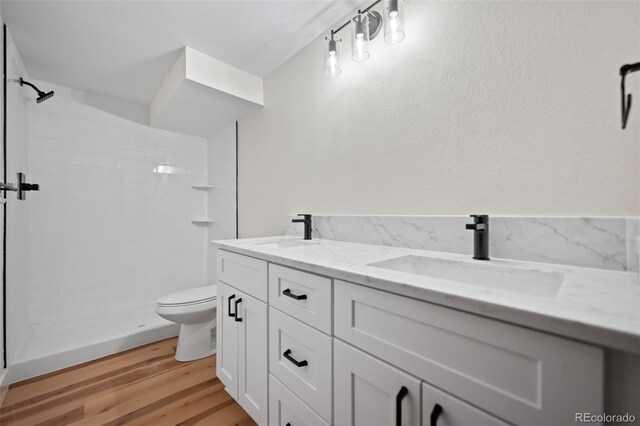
[{"x1": 620, "y1": 62, "x2": 640, "y2": 129}]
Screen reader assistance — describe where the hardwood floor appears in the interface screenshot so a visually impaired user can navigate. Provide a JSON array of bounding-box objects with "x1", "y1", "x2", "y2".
[{"x1": 0, "y1": 338, "x2": 257, "y2": 426}]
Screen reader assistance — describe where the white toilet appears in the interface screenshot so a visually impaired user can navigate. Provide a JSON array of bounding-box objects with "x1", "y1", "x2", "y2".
[{"x1": 156, "y1": 285, "x2": 217, "y2": 362}]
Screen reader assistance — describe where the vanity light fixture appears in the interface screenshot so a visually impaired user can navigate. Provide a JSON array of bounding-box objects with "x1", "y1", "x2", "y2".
[
  {"x1": 324, "y1": 33, "x2": 342, "y2": 76},
  {"x1": 351, "y1": 13, "x2": 371, "y2": 62},
  {"x1": 324, "y1": 0, "x2": 404, "y2": 76},
  {"x1": 384, "y1": 0, "x2": 405, "y2": 44}
]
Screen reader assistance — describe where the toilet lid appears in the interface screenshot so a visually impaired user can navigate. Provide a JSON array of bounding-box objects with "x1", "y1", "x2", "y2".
[{"x1": 157, "y1": 285, "x2": 217, "y2": 306}]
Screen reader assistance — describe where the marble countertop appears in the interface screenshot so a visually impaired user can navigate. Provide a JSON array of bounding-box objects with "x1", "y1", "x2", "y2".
[{"x1": 213, "y1": 236, "x2": 640, "y2": 354}]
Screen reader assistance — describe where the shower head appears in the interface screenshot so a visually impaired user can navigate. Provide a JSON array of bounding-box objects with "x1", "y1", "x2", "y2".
[
  {"x1": 18, "y1": 78, "x2": 54, "y2": 103},
  {"x1": 36, "y1": 90, "x2": 54, "y2": 103}
]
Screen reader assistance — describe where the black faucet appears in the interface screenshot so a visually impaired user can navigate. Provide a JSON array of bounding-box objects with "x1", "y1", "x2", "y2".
[
  {"x1": 465, "y1": 215, "x2": 490, "y2": 260},
  {"x1": 292, "y1": 214, "x2": 312, "y2": 240}
]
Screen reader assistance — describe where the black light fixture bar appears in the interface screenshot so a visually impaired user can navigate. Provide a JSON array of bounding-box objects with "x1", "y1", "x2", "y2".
[
  {"x1": 361, "y1": 0, "x2": 383, "y2": 14},
  {"x1": 330, "y1": 0, "x2": 383, "y2": 36}
]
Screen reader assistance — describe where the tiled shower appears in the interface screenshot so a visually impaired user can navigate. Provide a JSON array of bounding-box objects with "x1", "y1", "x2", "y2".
[
  {"x1": 0, "y1": 27, "x2": 236, "y2": 381},
  {"x1": 27, "y1": 81, "x2": 207, "y2": 328}
]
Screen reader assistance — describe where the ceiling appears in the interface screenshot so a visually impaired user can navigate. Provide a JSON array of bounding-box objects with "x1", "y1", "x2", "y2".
[{"x1": 1, "y1": 0, "x2": 360, "y2": 105}]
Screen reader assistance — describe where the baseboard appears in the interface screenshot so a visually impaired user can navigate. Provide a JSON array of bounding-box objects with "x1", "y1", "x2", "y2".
[{"x1": 6, "y1": 321, "x2": 179, "y2": 385}]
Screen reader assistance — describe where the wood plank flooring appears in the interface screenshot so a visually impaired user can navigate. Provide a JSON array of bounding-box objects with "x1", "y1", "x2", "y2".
[{"x1": 0, "y1": 338, "x2": 257, "y2": 426}]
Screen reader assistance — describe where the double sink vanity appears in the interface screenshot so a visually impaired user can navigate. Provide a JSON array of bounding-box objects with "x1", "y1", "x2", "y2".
[{"x1": 213, "y1": 233, "x2": 640, "y2": 426}]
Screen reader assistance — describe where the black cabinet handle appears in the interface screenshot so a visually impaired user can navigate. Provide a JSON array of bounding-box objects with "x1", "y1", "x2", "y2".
[
  {"x1": 430, "y1": 404, "x2": 443, "y2": 426},
  {"x1": 234, "y1": 298, "x2": 243, "y2": 322},
  {"x1": 228, "y1": 294, "x2": 236, "y2": 317},
  {"x1": 283, "y1": 349, "x2": 308, "y2": 367},
  {"x1": 396, "y1": 386, "x2": 408, "y2": 426},
  {"x1": 283, "y1": 288, "x2": 307, "y2": 300},
  {"x1": 285, "y1": 424, "x2": 291, "y2": 426}
]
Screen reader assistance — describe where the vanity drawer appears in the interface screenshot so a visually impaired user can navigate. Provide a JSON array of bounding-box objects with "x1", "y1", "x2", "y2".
[
  {"x1": 269, "y1": 307, "x2": 332, "y2": 423},
  {"x1": 422, "y1": 381, "x2": 508, "y2": 426},
  {"x1": 334, "y1": 280, "x2": 604, "y2": 426},
  {"x1": 269, "y1": 264, "x2": 332, "y2": 334},
  {"x1": 269, "y1": 374, "x2": 329, "y2": 426},
  {"x1": 217, "y1": 250, "x2": 268, "y2": 302}
]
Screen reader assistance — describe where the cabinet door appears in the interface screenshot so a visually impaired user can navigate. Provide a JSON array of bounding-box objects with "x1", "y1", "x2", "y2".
[
  {"x1": 421, "y1": 382, "x2": 508, "y2": 426},
  {"x1": 216, "y1": 281, "x2": 239, "y2": 398},
  {"x1": 334, "y1": 340, "x2": 421, "y2": 426},
  {"x1": 237, "y1": 290, "x2": 268, "y2": 425}
]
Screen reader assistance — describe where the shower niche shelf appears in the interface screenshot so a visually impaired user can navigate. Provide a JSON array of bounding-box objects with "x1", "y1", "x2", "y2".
[
  {"x1": 191, "y1": 183, "x2": 215, "y2": 226},
  {"x1": 191, "y1": 185, "x2": 217, "y2": 190},
  {"x1": 191, "y1": 219, "x2": 215, "y2": 225}
]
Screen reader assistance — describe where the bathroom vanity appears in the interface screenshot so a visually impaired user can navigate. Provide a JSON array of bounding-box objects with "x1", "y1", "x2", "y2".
[{"x1": 214, "y1": 237, "x2": 640, "y2": 426}]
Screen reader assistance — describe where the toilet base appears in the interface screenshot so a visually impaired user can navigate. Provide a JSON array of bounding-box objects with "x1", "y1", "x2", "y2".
[{"x1": 175, "y1": 318, "x2": 216, "y2": 362}]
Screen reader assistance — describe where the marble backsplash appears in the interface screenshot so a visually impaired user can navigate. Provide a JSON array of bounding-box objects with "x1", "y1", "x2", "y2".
[{"x1": 285, "y1": 215, "x2": 640, "y2": 272}]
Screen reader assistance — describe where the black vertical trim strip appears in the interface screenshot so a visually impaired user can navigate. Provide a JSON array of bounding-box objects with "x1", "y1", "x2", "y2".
[
  {"x1": 3, "y1": 22, "x2": 8, "y2": 369},
  {"x1": 235, "y1": 120, "x2": 238, "y2": 239}
]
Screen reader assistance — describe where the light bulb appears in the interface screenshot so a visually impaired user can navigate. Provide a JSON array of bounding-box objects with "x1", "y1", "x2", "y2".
[
  {"x1": 324, "y1": 36, "x2": 341, "y2": 76},
  {"x1": 384, "y1": 0, "x2": 405, "y2": 44},
  {"x1": 326, "y1": 52, "x2": 338, "y2": 76},
  {"x1": 351, "y1": 14, "x2": 370, "y2": 62},
  {"x1": 355, "y1": 35, "x2": 365, "y2": 60}
]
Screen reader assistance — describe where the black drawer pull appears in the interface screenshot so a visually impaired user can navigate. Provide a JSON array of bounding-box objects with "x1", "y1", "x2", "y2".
[
  {"x1": 228, "y1": 294, "x2": 236, "y2": 317},
  {"x1": 283, "y1": 288, "x2": 307, "y2": 300},
  {"x1": 283, "y1": 349, "x2": 308, "y2": 367},
  {"x1": 234, "y1": 298, "x2": 243, "y2": 322},
  {"x1": 396, "y1": 386, "x2": 408, "y2": 426},
  {"x1": 430, "y1": 404, "x2": 443, "y2": 426}
]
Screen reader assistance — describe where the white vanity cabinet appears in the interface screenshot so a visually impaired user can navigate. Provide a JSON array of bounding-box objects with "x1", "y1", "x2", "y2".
[
  {"x1": 215, "y1": 249, "x2": 607, "y2": 426},
  {"x1": 216, "y1": 251, "x2": 269, "y2": 426},
  {"x1": 333, "y1": 280, "x2": 604, "y2": 426}
]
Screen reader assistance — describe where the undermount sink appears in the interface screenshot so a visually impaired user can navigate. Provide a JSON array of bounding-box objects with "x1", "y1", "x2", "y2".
[
  {"x1": 253, "y1": 239, "x2": 319, "y2": 250},
  {"x1": 368, "y1": 255, "x2": 564, "y2": 297}
]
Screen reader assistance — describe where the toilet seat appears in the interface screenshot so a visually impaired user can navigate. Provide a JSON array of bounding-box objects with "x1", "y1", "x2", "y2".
[
  {"x1": 156, "y1": 285, "x2": 218, "y2": 361},
  {"x1": 157, "y1": 286, "x2": 217, "y2": 307}
]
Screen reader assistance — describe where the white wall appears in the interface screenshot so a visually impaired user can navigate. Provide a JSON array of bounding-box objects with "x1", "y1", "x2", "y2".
[
  {"x1": 27, "y1": 81, "x2": 208, "y2": 330},
  {"x1": 238, "y1": 1, "x2": 640, "y2": 237},
  {"x1": 4, "y1": 27, "x2": 31, "y2": 367},
  {"x1": 207, "y1": 123, "x2": 237, "y2": 283}
]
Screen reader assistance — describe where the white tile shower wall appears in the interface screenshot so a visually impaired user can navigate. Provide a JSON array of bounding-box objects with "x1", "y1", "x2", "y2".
[
  {"x1": 206, "y1": 123, "x2": 237, "y2": 284},
  {"x1": 27, "y1": 81, "x2": 208, "y2": 331},
  {"x1": 286, "y1": 215, "x2": 636, "y2": 272}
]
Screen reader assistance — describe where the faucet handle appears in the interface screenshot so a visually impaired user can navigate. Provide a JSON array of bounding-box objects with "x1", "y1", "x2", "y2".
[
  {"x1": 297, "y1": 214, "x2": 311, "y2": 219},
  {"x1": 470, "y1": 214, "x2": 489, "y2": 223},
  {"x1": 466, "y1": 216, "x2": 488, "y2": 231}
]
